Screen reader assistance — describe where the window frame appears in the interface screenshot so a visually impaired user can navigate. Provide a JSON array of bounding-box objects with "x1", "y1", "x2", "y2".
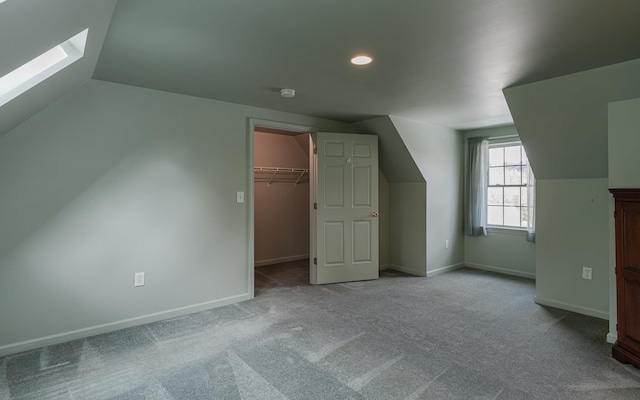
[
  {"x1": 0, "y1": 29, "x2": 88, "y2": 108},
  {"x1": 486, "y1": 140, "x2": 530, "y2": 230}
]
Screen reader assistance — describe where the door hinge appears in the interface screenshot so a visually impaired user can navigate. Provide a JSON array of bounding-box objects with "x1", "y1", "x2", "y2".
[
  {"x1": 313, "y1": 147, "x2": 317, "y2": 155},
  {"x1": 314, "y1": 202, "x2": 317, "y2": 210},
  {"x1": 616, "y1": 323, "x2": 619, "y2": 332},
  {"x1": 313, "y1": 257, "x2": 317, "y2": 265}
]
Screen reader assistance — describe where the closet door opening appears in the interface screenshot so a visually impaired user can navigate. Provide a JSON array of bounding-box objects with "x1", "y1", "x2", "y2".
[{"x1": 253, "y1": 128, "x2": 311, "y2": 294}]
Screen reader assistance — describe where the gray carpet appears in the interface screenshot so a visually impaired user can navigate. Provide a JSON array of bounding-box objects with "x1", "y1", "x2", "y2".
[{"x1": 1, "y1": 263, "x2": 639, "y2": 399}]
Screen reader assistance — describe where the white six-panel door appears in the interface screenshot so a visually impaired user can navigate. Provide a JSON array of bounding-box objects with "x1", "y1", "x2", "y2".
[{"x1": 311, "y1": 133, "x2": 379, "y2": 284}]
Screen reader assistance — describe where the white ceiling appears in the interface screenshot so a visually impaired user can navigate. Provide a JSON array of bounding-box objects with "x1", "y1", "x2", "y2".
[{"x1": 92, "y1": 0, "x2": 640, "y2": 129}]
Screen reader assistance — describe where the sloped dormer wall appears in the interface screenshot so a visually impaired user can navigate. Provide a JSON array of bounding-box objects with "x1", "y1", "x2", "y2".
[
  {"x1": 352, "y1": 116, "x2": 465, "y2": 277},
  {"x1": 389, "y1": 117, "x2": 464, "y2": 276},
  {"x1": 505, "y1": 59, "x2": 640, "y2": 320},
  {"x1": 352, "y1": 116, "x2": 426, "y2": 276}
]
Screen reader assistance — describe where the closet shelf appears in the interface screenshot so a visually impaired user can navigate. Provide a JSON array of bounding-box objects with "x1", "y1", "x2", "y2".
[{"x1": 254, "y1": 166, "x2": 309, "y2": 185}]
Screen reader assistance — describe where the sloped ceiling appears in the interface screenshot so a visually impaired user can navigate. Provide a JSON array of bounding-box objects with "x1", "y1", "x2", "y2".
[
  {"x1": 504, "y1": 59, "x2": 640, "y2": 180},
  {"x1": 352, "y1": 116, "x2": 424, "y2": 183},
  {"x1": 93, "y1": 0, "x2": 640, "y2": 130},
  {"x1": 2, "y1": 0, "x2": 640, "y2": 142},
  {"x1": 0, "y1": 0, "x2": 117, "y2": 139}
]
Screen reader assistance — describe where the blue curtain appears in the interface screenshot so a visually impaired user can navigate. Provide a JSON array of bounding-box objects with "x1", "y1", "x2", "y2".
[{"x1": 465, "y1": 137, "x2": 489, "y2": 236}]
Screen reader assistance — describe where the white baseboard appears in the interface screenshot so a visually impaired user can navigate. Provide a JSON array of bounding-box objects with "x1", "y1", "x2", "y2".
[
  {"x1": 427, "y1": 263, "x2": 465, "y2": 277},
  {"x1": 254, "y1": 254, "x2": 309, "y2": 267},
  {"x1": 0, "y1": 292, "x2": 252, "y2": 358},
  {"x1": 379, "y1": 264, "x2": 392, "y2": 271},
  {"x1": 465, "y1": 262, "x2": 535, "y2": 280},
  {"x1": 385, "y1": 264, "x2": 427, "y2": 277},
  {"x1": 534, "y1": 296, "x2": 609, "y2": 320},
  {"x1": 607, "y1": 332, "x2": 617, "y2": 344}
]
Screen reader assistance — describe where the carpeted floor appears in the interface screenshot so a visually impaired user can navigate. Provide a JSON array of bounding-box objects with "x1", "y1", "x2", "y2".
[{"x1": 1, "y1": 262, "x2": 639, "y2": 399}]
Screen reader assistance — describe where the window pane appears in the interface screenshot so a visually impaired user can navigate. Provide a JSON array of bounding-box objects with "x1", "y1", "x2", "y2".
[
  {"x1": 488, "y1": 206, "x2": 503, "y2": 225},
  {"x1": 489, "y1": 167, "x2": 504, "y2": 185},
  {"x1": 505, "y1": 166, "x2": 522, "y2": 185},
  {"x1": 484, "y1": 143, "x2": 533, "y2": 229},
  {"x1": 504, "y1": 187, "x2": 520, "y2": 206},
  {"x1": 504, "y1": 146, "x2": 521, "y2": 166},
  {"x1": 520, "y1": 206, "x2": 528, "y2": 227},
  {"x1": 488, "y1": 187, "x2": 503, "y2": 205},
  {"x1": 504, "y1": 206, "x2": 520, "y2": 226},
  {"x1": 489, "y1": 147, "x2": 504, "y2": 167}
]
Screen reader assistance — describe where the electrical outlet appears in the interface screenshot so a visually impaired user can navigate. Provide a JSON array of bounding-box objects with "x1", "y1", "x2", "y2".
[
  {"x1": 582, "y1": 267, "x2": 592, "y2": 280},
  {"x1": 134, "y1": 272, "x2": 145, "y2": 287},
  {"x1": 445, "y1": 240, "x2": 449, "y2": 249}
]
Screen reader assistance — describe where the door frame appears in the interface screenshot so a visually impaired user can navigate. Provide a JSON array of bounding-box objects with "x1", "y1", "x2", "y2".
[{"x1": 247, "y1": 118, "x2": 316, "y2": 298}]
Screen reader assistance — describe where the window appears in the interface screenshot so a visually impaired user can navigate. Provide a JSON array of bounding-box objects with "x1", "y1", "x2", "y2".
[
  {"x1": 487, "y1": 143, "x2": 530, "y2": 228},
  {"x1": 0, "y1": 29, "x2": 88, "y2": 107}
]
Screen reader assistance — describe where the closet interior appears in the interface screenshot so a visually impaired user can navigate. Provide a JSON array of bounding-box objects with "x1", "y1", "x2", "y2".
[{"x1": 253, "y1": 129, "x2": 311, "y2": 269}]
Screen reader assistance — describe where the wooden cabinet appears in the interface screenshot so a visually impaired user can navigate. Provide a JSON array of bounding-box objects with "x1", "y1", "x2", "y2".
[{"x1": 610, "y1": 188, "x2": 640, "y2": 368}]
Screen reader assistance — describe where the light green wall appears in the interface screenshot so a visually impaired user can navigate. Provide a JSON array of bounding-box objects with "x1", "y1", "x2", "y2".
[
  {"x1": 535, "y1": 178, "x2": 609, "y2": 319},
  {"x1": 462, "y1": 125, "x2": 535, "y2": 279},
  {"x1": 607, "y1": 97, "x2": 640, "y2": 340},
  {"x1": 465, "y1": 229, "x2": 535, "y2": 279},
  {"x1": 390, "y1": 117, "x2": 464, "y2": 274},
  {"x1": 388, "y1": 183, "x2": 427, "y2": 276},
  {"x1": 379, "y1": 171, "x2": 390, "y2": 268},
  {"x1": 0, "y1": 79, "x2": 352, "y2": 354},
  {"x1": 608, "y1": 98, "x2": 640, "y2": 188}
]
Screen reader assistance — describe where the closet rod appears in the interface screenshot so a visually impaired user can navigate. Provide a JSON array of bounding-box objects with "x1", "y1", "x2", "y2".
[{"x1": 254, "y1": 166, "x2": 309, "y2": 186}]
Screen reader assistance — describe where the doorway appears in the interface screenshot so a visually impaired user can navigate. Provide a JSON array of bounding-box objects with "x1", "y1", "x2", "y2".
[
  {"x1": 247, "y1": 120, "x2": 381, "y2": 296},
  {"x1": 253, "y1": 127, "x2": 311, "y2": 293}
]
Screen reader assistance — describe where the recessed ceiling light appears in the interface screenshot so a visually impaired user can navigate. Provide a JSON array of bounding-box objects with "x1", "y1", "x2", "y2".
[
  {"x1": 350, "y1": 55, "x2": 373, "y2": 66},
  {"x1": 280, "y1": 88, "x2": 295, "y2": 98}
]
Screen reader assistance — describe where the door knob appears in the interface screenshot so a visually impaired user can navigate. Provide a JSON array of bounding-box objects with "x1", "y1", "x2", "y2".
[{"x1": 371, "y1": 211, "x2": 379, "y2": 217}]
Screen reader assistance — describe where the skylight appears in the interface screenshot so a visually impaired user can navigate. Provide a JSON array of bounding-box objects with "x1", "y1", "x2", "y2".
[{"x1": 0, "y1": 29, "x2": 89, "y2": 107}]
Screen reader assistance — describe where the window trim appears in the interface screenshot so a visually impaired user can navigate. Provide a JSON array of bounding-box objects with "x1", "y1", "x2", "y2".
[
  {"x1": 0, "y1": 29, "x2": 88, "y2": 107},
  {"x1": 486, "y1": 139, "x2": 530, "y2": 229}
]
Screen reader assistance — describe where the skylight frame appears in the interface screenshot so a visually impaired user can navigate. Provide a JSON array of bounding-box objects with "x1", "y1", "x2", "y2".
[{"x1": 0, "y1": 28, "x2": 89, "y2": 108}]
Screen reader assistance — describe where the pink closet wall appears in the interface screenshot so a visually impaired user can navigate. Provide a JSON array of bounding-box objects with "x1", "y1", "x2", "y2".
[{"x1": 254, "y1": 131, "x2": 310, "y2": 266}]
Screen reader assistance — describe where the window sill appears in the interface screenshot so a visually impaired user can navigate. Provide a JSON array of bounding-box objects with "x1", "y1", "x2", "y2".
[{"x1": 486, "y1": 226, "x2": 529, "y2": 236}]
